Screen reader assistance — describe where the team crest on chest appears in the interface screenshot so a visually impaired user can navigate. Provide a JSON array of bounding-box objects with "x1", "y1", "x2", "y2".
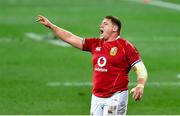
[{"x1": 110, "y1": 47, "x2": 118, "y2": 56}]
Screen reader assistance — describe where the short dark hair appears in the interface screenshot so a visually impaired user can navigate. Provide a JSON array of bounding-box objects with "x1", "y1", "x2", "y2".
[{"x1": 105, "y1": 16, "x2": 121, "y2": 33}]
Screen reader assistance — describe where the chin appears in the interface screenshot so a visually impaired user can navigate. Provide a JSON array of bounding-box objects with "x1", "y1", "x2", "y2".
[
  {"x1": 100, "y1": 35, "x2": 103, "y2": 39},
  {"x1": 100, "y1": 35, "x2": 107, "y2": 40}
]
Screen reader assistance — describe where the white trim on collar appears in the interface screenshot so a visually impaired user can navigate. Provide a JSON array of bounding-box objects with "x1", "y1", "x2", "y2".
[{"x1": 115, "y1": 36, "x2": 120, "y2": 40}]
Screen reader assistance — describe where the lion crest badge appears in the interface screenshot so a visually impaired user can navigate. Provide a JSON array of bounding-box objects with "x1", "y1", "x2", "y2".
[{"x1": 110, "y1": 47, "x2": 118, "y2": 56}]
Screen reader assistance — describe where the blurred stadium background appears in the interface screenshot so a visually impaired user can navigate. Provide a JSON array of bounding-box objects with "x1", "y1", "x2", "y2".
[{"x1": 0, "y1": 0, "x2": 180, "y2": 114}]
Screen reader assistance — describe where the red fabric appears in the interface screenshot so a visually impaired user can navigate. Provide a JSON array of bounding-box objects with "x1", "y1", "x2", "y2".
[{"x1": 83, "y1": 38, "x2": 141, "y2": 98}]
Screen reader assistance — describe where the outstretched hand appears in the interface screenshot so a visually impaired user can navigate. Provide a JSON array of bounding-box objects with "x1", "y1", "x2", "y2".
[
  {"x1": 36, "y1": 15, "x2": 52, "y2": 28},
  {"x1": 130, "y1": 85, "x2": 144, "y2": 101}
]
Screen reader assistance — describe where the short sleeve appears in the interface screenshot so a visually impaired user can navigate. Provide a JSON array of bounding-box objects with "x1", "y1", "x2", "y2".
[
  {"x1": 125, "y1": 40, "x2": 141, "y2": 66},
  {"x1": 82, "y1": 38, "x2": 97, "y2": 52}
]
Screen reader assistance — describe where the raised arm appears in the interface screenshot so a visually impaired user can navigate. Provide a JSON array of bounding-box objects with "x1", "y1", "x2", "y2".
[
  {"x1": 130, "y1": 61, "x2": 148, "y2": 101},
  {"x1": 37, "y1": 15, "x2": 83, "y2": 49}
]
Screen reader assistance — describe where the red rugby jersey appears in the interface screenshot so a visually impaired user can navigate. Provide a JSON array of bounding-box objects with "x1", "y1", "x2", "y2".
[{"x1": 82, "y1": 37, "x2": 141, "y2": 98}]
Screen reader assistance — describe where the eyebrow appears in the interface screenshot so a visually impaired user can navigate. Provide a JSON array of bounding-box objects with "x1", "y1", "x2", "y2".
[{"x1": 102, "y1": 21, "x2": 108, "y2": 24}]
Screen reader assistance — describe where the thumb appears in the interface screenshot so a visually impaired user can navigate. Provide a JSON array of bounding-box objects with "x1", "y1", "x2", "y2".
[
  {"x1": 37, "y1": 15, "x2": 48, "y2": 23},
  {"x1": 130, "y1": 87, "x2": 135, "y2": 94}
]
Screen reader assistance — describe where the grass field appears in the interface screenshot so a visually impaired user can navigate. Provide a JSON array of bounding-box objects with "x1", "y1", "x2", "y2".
[{"x1": 0, "y1": 0, "x2": 180, "y2": 115}]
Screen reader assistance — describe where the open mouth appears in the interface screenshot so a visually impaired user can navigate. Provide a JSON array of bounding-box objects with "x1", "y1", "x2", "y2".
[{"x1": 100, "y1": 30, "x2": 104, "y2": 34}]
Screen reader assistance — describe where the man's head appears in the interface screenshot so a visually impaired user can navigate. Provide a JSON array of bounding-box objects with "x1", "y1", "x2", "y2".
[{"x1": 100, "y1": 16, "x2": 121, "y2": 40}]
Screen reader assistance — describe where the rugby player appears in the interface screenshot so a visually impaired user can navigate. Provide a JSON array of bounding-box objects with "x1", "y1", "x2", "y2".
[{"x1": 37, "y1": 15, "x2": 148, "y2": 115}]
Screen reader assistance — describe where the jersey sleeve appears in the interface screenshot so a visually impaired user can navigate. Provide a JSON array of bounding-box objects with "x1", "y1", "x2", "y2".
[
  {"x1": 125, "y1": 40, "x2": 141, "y2": 67},
  {"x1": 82, "y1": 38, "x2": 96, "y2": 52}
]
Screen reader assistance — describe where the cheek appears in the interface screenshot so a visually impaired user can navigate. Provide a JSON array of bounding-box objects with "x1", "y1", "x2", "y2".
[
  {"x1": 106, "y1": 27, "x2": 113, "y2": 33},
  {"x1": 105, "y1": 26, "x2": 112, "y2": 32}
]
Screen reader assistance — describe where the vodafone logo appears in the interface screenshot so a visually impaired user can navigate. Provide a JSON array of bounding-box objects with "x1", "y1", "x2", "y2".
[
  {"x1": 95, "y1": 57, "x2": 108, "y2": 72},
  {"x1": 97, "y1": 57, "x2": 107, "y2": 67}
]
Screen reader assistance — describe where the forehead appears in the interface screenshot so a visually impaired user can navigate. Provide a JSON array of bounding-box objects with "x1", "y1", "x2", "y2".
[{"x1": 101, "y1": 18, "x2": 112, "y2": 24}]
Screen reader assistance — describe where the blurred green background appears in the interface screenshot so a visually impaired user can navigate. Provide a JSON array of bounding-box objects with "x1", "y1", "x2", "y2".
[{"x1": 0, "y1": 0, "x2": 180, "y2": 114}]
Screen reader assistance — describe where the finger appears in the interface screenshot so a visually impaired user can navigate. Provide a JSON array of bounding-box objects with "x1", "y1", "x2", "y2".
[
  {"x1": 36, "y1": 15, "x2": 45, "y2": 22},
  {"x1": 130, "y1": 88, "x2": 135, "y2": 94},
  {"x1": 138, "y1": 92, "x2": 143, "y2": 100},
  {"x1": 133, "y1": 90, "x2": 138, "y2": 99},
  {"x1": 135, "y1": 91, "x2": 143, "y2": 101},
  {"x1": 133, "y1": 89, "x2": 141, "y2": 100},
  {"x1": 136, "y1": 95, "x2": 142, "y2": 101},
  {"x1": 36, "y1": 16, "x2": 43, "y2": 22},
  {"x1": 36, "y1": 18, "x2": 41, "y2": 22},
  {"x1": 135, "y1": 94, "x2": 140, "y2": 101},
  {"x1": 134, "y1": 92, "x2": 140, "y2": 101},
  {"x1": 138, "y1": 94, "x2": 143, "y2": 100},
  {"x1": 37, "y1": 15, "x2": 44, "y2": 19}
]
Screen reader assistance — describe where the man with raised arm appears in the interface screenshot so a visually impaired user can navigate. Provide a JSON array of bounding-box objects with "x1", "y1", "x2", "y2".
[{"x1": 37, "y1": 15, "x2": 148, "y2": 115}]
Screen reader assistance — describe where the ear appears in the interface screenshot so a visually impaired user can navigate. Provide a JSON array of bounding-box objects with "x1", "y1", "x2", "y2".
[{"x1": 112, "y1": 25, "x2": 118, "y2": 32}]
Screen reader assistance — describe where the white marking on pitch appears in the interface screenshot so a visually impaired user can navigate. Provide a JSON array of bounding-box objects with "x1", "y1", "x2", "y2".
[
  {"x1": 25, "y1": 32, "x2": 71, "y2": 47},
  {"x1": 47, "y1": 82, "x2": 180, "y2": 87},
  {"x1": 131, "y1": 0, "x2": 180, "y2": 11},
  {"x1": 177, "y1": 74, "x2": 180, "y2": 79},
  {"x1": 47, "y1": 82, "x2": 92, "y2": 87},
  {"x1": 0, "y1": 38, "x2": 13, "y2": 43}
]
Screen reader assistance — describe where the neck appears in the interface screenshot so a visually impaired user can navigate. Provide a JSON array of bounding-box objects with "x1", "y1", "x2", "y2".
[{"x1": 105, "y1": 34, "x2": 120, "y2": 42}]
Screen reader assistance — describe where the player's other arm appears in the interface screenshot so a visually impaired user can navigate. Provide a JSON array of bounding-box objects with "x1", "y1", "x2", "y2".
[
  {"x1": 130, "y1": 61, "x2": 148, "y2": 101},
  {"x1": 37, "y1": 15, "x2": 83, "y2": 49}
]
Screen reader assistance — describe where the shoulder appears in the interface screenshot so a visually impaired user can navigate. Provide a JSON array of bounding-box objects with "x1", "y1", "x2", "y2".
[
  {"x1": 83, "y1": 37, "x2": 101, "y2": 45},
  {"x1": 119, "y1": 38, "x2": 131, "y2": 44},
  {"x1": 82, "y1": 38, "x2": 101, "y2": 51},
  {"x1": 118, "y1": 38, "x2": 135, "y2": 47},
  {"x1": 84, "y1": 38, "x2": 101, "y2": 42}
]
